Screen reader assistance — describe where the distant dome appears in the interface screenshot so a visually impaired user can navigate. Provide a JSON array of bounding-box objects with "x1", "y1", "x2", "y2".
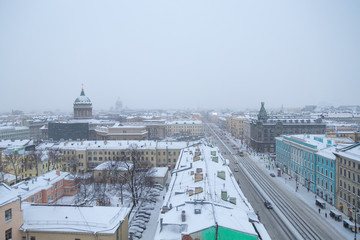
[{"x1": 74, "y1": 88, "x2": 92, "y2": 105}]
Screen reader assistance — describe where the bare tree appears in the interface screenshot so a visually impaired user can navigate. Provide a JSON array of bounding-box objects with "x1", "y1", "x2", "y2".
[
  {"x1": 47, "y1": 148, "x2": 62, "y2": 171},
  {"x1": 118, "y1": 144, "x2": 153, "y2": 209},
  {"x1": 28, "y1": 150, "x2": 43, "y2": 176},
  {"x1": 3, "y1": 152, "x2": 22, "y2": 183}
]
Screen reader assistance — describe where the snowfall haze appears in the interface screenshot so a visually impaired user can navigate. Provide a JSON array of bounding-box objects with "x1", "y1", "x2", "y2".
[{"x1": 0, "y1": 0, "x2": 359, "y2": 112}]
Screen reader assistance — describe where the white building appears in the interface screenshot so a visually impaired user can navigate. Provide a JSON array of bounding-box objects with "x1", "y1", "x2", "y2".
[{"x1": 154, "y1": 143, "x2": 270, "y2": 239}]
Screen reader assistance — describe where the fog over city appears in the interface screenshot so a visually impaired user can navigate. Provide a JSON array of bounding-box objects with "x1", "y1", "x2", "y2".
[{"x1": 0, "y1": 1, "x2": 359, "y2": 113}]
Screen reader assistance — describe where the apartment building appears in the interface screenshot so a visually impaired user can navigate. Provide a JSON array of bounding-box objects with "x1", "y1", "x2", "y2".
[
  {"x1": 12, "y1": 170, "x2": 76, "y2": 204},
  {"x1": 334, "y1": 143, "x2": 360, "y2": 222},
  {"x1": 20, "y1": 204, "x2": 130, "y2": 240},
  {"x1": 0, "y1": 183, "x2": 23, "y2": 240},
  {"x1": 38, "y1": 140, "x2": 189, "y2": 173},
  {"x1": 165, "y1": 120, "x2": 204, "y2": 137},
  {"x1": 251, "y1": 102, "x2": 326, "y2": 153},
  {"x1": 276, "y1": 134, "x2": 353, "y2": 206},
  {"x1": 95, "y1": 124, "x2": 148, "y2": 140},
  {"x1": 226, "y1": 116, "x2": 247, "y2": 140}
]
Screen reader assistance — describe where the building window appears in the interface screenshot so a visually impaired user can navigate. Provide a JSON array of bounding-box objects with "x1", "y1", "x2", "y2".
[
  {"x1": 5, "y1": 209, "x2": 12, "y2": 221},
  {"x1": 5, "y1": 228, "x2": 12, "y2": 240}
]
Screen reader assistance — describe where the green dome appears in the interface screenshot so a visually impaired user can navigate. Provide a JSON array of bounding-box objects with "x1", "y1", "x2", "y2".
[{"x1": 74, "y1": 88, "x2": 92, "y2": 105}]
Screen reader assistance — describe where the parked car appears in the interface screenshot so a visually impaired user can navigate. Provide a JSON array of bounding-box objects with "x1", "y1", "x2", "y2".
[
  {"x1": 132, "y1": 219, "x2": 146, "y2": 225},
  {"x1": 129, "y1": 226, "x2": 144, "y2": 234},
  {"x1": 141, "y1": 205, "x2": 155, "y2": 211},
  {"x1": 129, "y1": 231, "x2": 142, "y2": 239},
  {"x1": 234, "y1": 168, "x2": 239, "y2": 172},
  {"x1": 154, "y1": 184, "x2": 164, "y2": 190},
  {"x1": 270, "y1": 173, "x2": 276, "y2": 177},
  {"x1": 137, "y1": 210, "x2": 151, "y2": 216},
  {"x1": 264, "y1": 200, "x2": 273, "y2": 209},
  {"x1": 131, "y1": 222, "x2": 146, "y2": 230},
  {"x1": 136, "y1": 214, "x2": 150, "y2": 220},
  {"x1": 135, "y1": 216, "x2": 149, "y2": 222}
]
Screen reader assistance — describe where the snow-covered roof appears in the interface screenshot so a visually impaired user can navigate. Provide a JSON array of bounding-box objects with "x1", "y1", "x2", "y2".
[
  {"x1": 37, "y1": 140, "x2": 190, "y2": 151},
  {"x1": 0, "y1": 172, "x2": 16, "y2": 183},
  {"x1": 93, "y1": 161, "x2": 133, "y2": 171},
  {"x1": 335, "y1": 144, "x2": 360, "y2": 162},
  {"x1": 11, "y1": 170, "x2": 71, "y2": 200},
  {"x1": 21, "y1": 204, "x2": 130, "y2": 234},
  {"x1": 0, "y1": 183, "x2": 19, "y2": 207},
  {"x1": 147, "y1": 167, "x2": 168, "y2": 178},
  {"x1": 0, "y1": 139, "x2": 33, "y2": 149},
  {"x1": 155, "y1": 143, "x2": 265, "y2": 239},
  {"x1": 278, "y1": 134, "x2": 353, "y2": 150},
  {"x1": 166, "y1": 120, "x2": 203, "y2": 125}
]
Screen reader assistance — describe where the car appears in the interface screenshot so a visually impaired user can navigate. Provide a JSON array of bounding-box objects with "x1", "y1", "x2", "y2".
[
  {"x1": 136, "y1": 214, "x2": 150, "y2": 220},
  {"x1": 129, "y1": 232, "x2": 142, "y2": 239},
  {"x1": 141, "y1": 205, "x2": 155, "y2": 211},
  {"x1": 137, "y1": 210, "x2": 151, "y2": 216},
  {"x1": 270, "y1": 173, "x2": 276, "y2": 177},
  {"x1": 234, "y1": 168, "x2": 239, "y2": 172},
  {"x1": 129, "y1": 226, "x2": 144, "y2": 234},
  {"x1": 135, "y1": 216, "x2": 149, "y2": 222},
  {"x1": 131, "y1": 222, "x2": 146, "y2": 230},
  {"x1": 264, "y1": 200, "x2": 273, "y2": 209},
  {"x1": 132, "y1": 219, "x2": 146, "y2": 225}
]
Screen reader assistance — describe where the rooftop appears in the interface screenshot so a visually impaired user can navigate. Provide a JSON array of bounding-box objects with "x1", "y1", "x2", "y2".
[{"x1": 21, "y1": 204, "x2": 130, "y2": 234}]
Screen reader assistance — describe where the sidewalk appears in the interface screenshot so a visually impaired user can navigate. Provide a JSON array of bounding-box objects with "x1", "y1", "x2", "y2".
[{"x1": 248, "y1": 151, "x2": 355, "y2": 240}]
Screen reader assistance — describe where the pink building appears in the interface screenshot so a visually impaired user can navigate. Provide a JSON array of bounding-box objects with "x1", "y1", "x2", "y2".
[{"x1": 12, "y1": 170, "x2": 77, "y2": 204}]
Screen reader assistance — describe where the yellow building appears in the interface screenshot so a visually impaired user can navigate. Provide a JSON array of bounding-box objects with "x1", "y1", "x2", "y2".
[
  {"x1": 95, "y1": 124, "x2": 148, "y2": 140},
  {"x1": 226, "y1": 116, "x2": 247, "y2": 140},
  {"x1": 165, "y1": 120, "x2": 204, "y2": 137},
  {"x1": 326, "y1": 131, "x2": 359, "y2": 143},
  {"x1": 334, "y1": 143, "x2": 360, "y2": 222},
  {"x1": 42, "y1": 140, "x2": 189, "y2": 172}
]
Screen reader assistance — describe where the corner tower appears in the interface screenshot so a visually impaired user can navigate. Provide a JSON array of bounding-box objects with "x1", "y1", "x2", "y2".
[
  {"x1": 73, "y1": 86, "x2": 92, "y2": 119},
  {"x1": 258, "y1": 102, "x2": 268, "y2": 121}
]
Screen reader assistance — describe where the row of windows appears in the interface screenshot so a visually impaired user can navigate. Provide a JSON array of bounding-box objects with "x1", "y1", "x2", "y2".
[
  {"x1": 339, "y1": 157, "x2": 360, "y2": 170},
  {"x1": 339, "y1": 168, "x2": 360, "y2": 183}
]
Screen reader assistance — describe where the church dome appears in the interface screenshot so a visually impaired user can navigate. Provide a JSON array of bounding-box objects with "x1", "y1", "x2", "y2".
[{"x1": 74, "y1": 88, "x2": 92, "y2": 105}]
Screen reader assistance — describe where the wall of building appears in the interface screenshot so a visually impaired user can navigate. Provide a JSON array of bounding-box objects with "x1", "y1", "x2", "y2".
[{"x1": 0, "y1": 199, "x2": 23, "y2": 240}]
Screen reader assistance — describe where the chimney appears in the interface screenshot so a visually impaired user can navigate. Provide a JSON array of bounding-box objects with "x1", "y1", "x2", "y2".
[
  {"x1": 56, "y1": 170, "x2": 60, "y2": 176},
  {"x1": 181, "y1": 210, "x2": 186, "y2": 222}
]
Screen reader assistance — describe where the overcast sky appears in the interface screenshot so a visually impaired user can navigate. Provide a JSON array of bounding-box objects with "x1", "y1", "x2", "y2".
[{"x1": 0, "y1": 1, "x2": 359, "y2": 113}]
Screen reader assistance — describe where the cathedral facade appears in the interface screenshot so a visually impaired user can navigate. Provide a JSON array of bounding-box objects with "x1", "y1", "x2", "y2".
[{"x1": 73, "y1": 87, "x2": 92, "y2": 119}]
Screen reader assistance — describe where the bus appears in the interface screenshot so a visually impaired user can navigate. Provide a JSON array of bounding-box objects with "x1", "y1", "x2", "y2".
[{"x1": 315, "y1": 199, "x2": 326, "y2": 209}]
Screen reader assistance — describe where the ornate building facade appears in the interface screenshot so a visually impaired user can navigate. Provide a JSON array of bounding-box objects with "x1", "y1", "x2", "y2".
[{"x1": 74, "y1": 87, "x2": 92, "y2": 119}]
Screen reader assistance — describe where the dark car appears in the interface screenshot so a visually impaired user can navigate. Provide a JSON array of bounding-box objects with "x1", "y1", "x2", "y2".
[
  {"x1": 264, "y1": 200, "x2": 273, "y2": 209},
  {"x1": 270, "y1": 173, "x2": 276, "y2": 177}
]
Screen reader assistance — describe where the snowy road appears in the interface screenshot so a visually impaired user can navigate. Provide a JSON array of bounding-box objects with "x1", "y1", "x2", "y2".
[{"x1": 207, "y1": 123, "x2": 346, "y2": 240}]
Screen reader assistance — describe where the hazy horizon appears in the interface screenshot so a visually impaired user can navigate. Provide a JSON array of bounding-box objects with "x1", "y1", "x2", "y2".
[{"x1": 1, "y1": 1, "x2": 359, "y2": 113}]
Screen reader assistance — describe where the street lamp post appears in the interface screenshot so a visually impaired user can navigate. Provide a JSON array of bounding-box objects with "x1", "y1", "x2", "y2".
[{"x1": 353, "y1": 205, "x2": 359, "y2": 240}]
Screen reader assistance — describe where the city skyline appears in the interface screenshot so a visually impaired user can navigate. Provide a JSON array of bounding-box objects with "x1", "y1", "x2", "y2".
[{"x1": 0, "y1": 1, "x2": 359, "y2": 112}]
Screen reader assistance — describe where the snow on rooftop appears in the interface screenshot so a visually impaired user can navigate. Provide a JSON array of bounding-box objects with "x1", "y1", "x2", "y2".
[
  {"x1": 335, "y1": 144, "x2": 360, "y2": 162},
  {"x1": 93, "y1": 161, "x2": 133, "y2": 171},
  {"x1": 21, "y1": 204, "x2": 130, "y2": 234},
  {"x1": 155, "y1": 143, "x2": 263, "y2": 239},
  {"x1": 37, "y1": 140, "x2": 190, "y2": 151},
  {"x1": 0, "y1": 183, "x2": 19, "y2": 207},
  {"x1": 166, "y1": 120, "x2": 203, "y2": 125},
  {"x1": 11, "y1": 170, "x2": 71, "y2": 200},
  {"x1": 147, "y1": 167, "x2": 168, "y2": 178}
]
